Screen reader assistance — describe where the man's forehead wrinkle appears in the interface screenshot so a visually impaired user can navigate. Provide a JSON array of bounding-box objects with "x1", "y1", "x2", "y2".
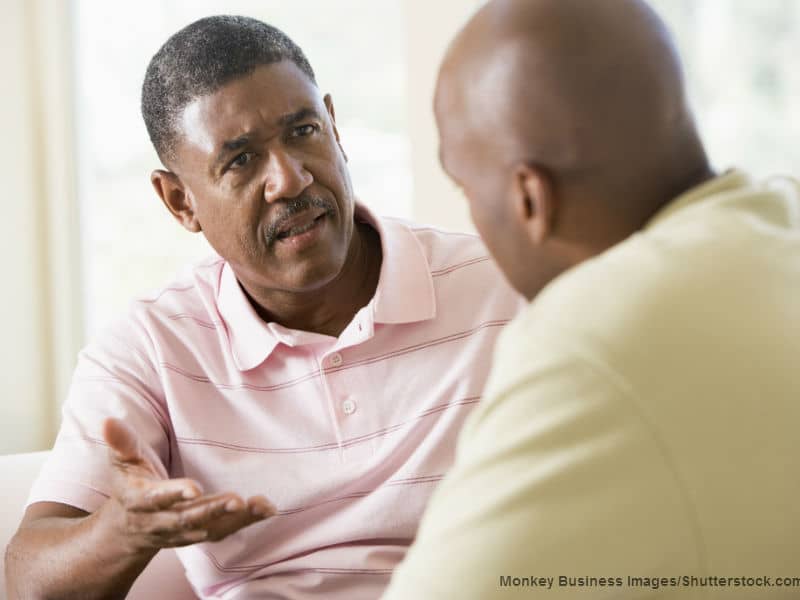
[
  {"x1": 220, "y1": 135, "x2": 251, "y2": 156},
  {"x1": 182, "y1": 101, "x2": 311, "y2": 157},
  {"x1": 174, "y1": 60, "x2": 330, "y2": 170}
]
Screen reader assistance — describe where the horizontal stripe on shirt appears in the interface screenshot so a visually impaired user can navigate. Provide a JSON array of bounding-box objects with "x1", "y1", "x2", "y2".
[{"x1": 30, "y1": 204, "x2": 524, "y2": 599}]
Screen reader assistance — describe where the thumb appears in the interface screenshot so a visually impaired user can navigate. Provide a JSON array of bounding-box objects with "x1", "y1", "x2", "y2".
[
  {"x1": 103, "y1": 417, "x2": 142, "y2": 463},
  {"x1": 103, "y1": 417, "x2": 169, "y2": 480}
]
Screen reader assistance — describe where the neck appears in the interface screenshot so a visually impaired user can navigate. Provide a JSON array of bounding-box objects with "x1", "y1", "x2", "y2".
[
  {"x1": 631, "y1": 158, "x2": 716, "y2": 233},
  {"x1": 242, "y1": 222, "x2": 382, "y2": 337},
  {"x1": 563, "y1": 156, "x2": 716, "y2": 264},
  {"x1": 638, "y1": 131, "x2": 717, "y2": 226}
]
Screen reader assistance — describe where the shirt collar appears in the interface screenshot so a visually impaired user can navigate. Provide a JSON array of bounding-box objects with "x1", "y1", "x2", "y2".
[
  {"x1": 359, "y1": 203, "x2": 437, "y2": 325},
  {"x1": 216, "y1": 202, "x2": 436, "y2": 371}
]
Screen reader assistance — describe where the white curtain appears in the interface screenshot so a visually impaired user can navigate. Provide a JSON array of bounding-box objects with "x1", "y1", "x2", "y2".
[{"x1": 0, "y1": 0, "x2": 83, "y2": 453}]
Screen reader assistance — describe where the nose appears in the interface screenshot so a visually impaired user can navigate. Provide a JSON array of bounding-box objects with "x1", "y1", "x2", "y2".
[{"x1": 263, "y1": 150, "x2": 313, "y2": 203}]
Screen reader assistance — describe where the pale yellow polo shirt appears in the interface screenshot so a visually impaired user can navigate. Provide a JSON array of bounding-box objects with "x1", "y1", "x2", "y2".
[{"x1": 384, "y1": 170, "x2": 800, "y2": 599}]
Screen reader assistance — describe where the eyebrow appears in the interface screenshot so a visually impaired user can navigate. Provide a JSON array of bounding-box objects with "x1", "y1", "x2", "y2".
[
  {"x1": 212, "y1": 107, "x2": 324, "y2": 170},
  {"x1": 213, "y1": 135, "x2": 251, "y2": 171},
  {"x1": 278, "y1": 107, "x2": 322, "y2": 127}
]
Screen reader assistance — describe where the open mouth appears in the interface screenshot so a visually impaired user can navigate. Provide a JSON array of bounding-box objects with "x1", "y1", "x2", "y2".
[{"x1": 274, "y1": 211, "x2": 328, "y2": 242}]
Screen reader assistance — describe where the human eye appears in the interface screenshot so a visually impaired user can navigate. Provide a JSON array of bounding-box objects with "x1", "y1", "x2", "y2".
[
  {"x1": 228, "y1": 151, "x2": 255, "y2": 170},
  {"x1": 291, "y1": 123, "x2": 319, "y2": 138}
]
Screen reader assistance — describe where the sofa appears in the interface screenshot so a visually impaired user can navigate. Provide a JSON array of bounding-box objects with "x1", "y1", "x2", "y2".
[{"x1": 0, "y1": 451, "x2": 197, "y2": 599}]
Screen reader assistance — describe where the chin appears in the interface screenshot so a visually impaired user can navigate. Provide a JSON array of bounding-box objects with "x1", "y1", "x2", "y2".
[{"x1": 282, "y1": 258, "x2": 345, "y2": 293}]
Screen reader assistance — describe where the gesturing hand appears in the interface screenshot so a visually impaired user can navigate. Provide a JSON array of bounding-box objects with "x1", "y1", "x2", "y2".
[{"x1": 102, "y1": 417, "x2": 275, "y2": 554}]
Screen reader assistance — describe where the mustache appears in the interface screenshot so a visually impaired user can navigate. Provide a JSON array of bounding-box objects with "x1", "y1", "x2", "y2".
[{"x1": 265, "y1": 195, "x2": 335, "y2": 244}]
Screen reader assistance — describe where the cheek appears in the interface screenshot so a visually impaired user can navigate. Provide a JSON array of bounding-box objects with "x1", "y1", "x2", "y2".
[
  {"x1": 335, "y1": 157, "x2": 353, "y2": 200},
  {"x1": 467, "y1": 193, "x2": 510, "y2": 251},
  {"x1": 468, "y1": 201, "x2": 498, "y2": 246},
  {"x1": 466, "y1": 193, "x2": 529, "y2": 285},
  {"x1": 193, "y1": 191, "x2": 263, "y2": 254},
  {"x1": 307, "y1": 139, "x2": 353, "y2": 206}
]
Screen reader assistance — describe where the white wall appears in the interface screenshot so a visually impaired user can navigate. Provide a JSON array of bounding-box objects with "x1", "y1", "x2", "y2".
[{"x1": 403, "y1": 0, "x2": 481, "y2": 233}]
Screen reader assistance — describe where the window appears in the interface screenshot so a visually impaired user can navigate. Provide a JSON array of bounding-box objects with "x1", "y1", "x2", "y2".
[{"x1": 650, "y1": 0, "x2": 800, "y2": 176}]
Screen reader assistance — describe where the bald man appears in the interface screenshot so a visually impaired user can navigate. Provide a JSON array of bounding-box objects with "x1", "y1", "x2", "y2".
[{"x1": 383, "y1": 0, "x2": 800, "y2": 598}]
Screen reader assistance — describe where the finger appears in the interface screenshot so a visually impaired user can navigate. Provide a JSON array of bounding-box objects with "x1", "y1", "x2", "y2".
[
  {"x1": 174, "y1": 494, "x2": 246, "y2": 529},
  {"x1": 168, "y1": 491, "x2": 237, "y2": 513},
  {"x1": 102, "y1": 418, "x2": 142, "y2": 463},
  {"x1": 126, "y1": 515, "x2": 208, "y2": 549},
  {"x1": 156, "y1": 511, "x2": 260, "y2": 548},
  {"x1": 204, "y1": 503, "x2": 275, "y2": 542},
  {"x1": 103, "y1": 418, "x2": 170, "y2": 482},
  {"x1": 131, "y1": 496, "x2": 274, "y2": 549},
  {"x1": 126, "y1": 494, "x2": 241, "y2": 543},
  {"x1": 163, "y1": 529, "x2": 209, "y2": 547},
  {"x1": 127, "y1": 507, "x2": 187, "y2": 541},
  {"x1": 246, "y1": 495, "x2": 277, "y2": 518},
  {"x1": 125, "y1": 478, "x2": 204, "y2": 511},
  {"x1": 173, "y1": 493, "x2": 276, "y2": 521}
]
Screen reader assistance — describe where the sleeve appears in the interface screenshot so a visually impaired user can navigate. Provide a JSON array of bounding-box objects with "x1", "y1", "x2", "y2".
[
  {"x1": 382, "y1": 340, "x2": 703, "y2": 599},
  {"x1": 27, "y1": 317, "x2": 172, "y2": 513}
]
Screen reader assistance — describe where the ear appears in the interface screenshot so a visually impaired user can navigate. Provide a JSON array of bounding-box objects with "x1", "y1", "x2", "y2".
[
  {"x1": 150, "y1": 170, "x2": 202, "y2": 233},
  {"x1": 511, "y1": 163, "x2": 555, "y2": 245},
  {"x1": 323, "y1": 93, "x2": 348, "y2": 162}
]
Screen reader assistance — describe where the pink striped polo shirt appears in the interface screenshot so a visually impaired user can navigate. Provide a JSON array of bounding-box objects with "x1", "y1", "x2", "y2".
[{"x1": 29, "y1": 204, "x2": 523, "y2": 599}]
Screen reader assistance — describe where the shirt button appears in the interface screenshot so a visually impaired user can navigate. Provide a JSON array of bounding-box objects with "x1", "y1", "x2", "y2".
[
  {"x1": 342, "y1": 399, "x2": 357, "y2": 415},
  {"x1": 329, "y1": 353, "x2": 343, "y2": 367}
]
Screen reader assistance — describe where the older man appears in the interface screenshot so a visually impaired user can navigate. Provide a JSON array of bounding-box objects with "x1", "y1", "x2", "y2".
[
  {"x1": 4, "y1": 16, "x2": 521, "y2": 600},
  {"x1": 384, "y1": 0, "x2": 800, "y2": 598}
]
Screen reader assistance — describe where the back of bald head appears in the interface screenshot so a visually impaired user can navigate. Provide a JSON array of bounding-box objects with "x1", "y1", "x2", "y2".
[{"x1": 438, "y1": 0, "x2": 710, "y2": 207}]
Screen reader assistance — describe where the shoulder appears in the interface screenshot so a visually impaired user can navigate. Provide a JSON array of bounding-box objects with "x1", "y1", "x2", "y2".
[
  {"x1": 127, "y1": 255, "x2": 224, "y2": 329},
  {"x1": 383, "y1": 216, "x2": 489, "y2": 271},
  {"x1": 492, "y1": 230, "x2": 714, "y2": 388},
  {"x1": 460, "y1": 176, "x2": 796, "y2": 374},
  {"x1": 384, "y1": 217, "x2": 524, "y2": 314},
  {"x1": 86, "y1": 255, "x2": 225, "y2": 362}
]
